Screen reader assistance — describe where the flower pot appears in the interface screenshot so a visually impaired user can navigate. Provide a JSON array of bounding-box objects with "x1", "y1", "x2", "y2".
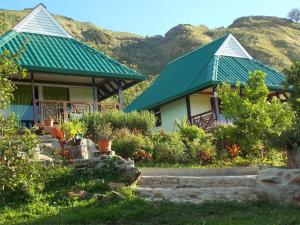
[
  {"x1": 98, "y1": 139, "x2": 112, "y2": 153},
  {"x1": 75, "y1": 135, "x2": 82, "y2": 146},
  {"x1": 45, "y1": 117, "x2": 54, "y2": 127}
]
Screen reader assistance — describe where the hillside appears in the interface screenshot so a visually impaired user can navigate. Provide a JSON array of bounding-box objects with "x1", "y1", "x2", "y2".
[{"x1": 0, "y1": 8, "x2": 300, "y2": 76}]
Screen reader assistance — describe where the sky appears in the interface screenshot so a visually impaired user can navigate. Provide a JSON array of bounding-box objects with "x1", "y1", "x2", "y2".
[{"x1": 0, "y1": 0, "x2": 299, "y2": 36}]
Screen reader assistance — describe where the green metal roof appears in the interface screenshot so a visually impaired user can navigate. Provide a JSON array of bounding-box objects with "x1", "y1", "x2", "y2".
[
  {"x1": 125, "y1": 34, "x2": 286, "y2": 112},
  {"x1": 0, "y1": 31, "x2": 145, "y2": 80}
]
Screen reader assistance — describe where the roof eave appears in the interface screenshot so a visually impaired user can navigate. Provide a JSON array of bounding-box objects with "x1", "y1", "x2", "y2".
[
  {"x1": 125, "y1": 80, "x2": 217, "y2": 112},
  {"x1": 215, "y1": 80, "x2": 290, "y2": 91},
  {"x1": 24, "y1": 65, "x2": 147, "y2": 81}
]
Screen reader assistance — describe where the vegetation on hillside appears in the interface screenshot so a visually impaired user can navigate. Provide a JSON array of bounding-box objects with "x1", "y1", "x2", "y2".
[
  {"x1": 0, "y1": 8, "x2": 299, "y2": 106},
  {"x1": 0, "y1": 8, "x2": 299, "y2": 75}
]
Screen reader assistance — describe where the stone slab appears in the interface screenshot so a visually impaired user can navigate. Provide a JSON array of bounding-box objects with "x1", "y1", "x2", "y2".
[{"x1": 139, "y1": 167, "x2": 259, "y2": 177}]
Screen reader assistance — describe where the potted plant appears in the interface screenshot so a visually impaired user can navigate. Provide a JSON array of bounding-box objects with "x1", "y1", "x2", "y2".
[
  {"x1": 45, "y1": 115, "x2": 54, "y2": 127},
  {"x1": 95, "y1": 123, "x2": 113, "y2": 153},
  {"x1": 60, "y1": 120, "x2": 85, "y2": 146}
]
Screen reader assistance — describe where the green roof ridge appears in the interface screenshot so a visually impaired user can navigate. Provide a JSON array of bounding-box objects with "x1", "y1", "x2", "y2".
[{"x1": 167, "y1": 33, "x2": 230, "y2": 66}]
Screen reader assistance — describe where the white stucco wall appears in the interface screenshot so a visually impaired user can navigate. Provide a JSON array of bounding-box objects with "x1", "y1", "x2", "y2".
[
  {"x1": 156, "y1": 98, "x2": 187, "y2": 131},
  {"x1": 69, "y1": 86, "x2": 94, "y2": 103},
  {"x1": 189, "y1": 94, "x2": 212, "y2": 116}
]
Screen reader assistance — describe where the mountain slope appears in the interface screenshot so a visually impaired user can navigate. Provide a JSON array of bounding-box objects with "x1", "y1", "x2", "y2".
[{"x1": 0, "y1": 8, "x2": 299, "y2": 76}]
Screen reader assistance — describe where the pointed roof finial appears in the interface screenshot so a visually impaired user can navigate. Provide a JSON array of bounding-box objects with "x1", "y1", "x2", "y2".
[{"x1": 13, "y1": 3, "x2": 72, "y2": 38}]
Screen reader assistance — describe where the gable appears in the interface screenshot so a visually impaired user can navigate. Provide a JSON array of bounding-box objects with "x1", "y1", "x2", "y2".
[
  {"x1": 215, "y1": 34, "x2": 252, "y2": 59},
  {"x1": 13, "y1": 4, "x2": 72, "y2": 38}
]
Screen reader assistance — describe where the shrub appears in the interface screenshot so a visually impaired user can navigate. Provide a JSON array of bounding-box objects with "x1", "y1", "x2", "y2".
[
  {"x1": 112, "y1": 128, "x2": 149, "y2": 158},
  {"x1": 175, "y1": 117, "x2": 216, "y2": 163},
  {"x1": 175, "y1": 117, "x2": 206, "y2": 142},
  {"x1": 0, "y1": 114, "x2": 42, "y2": 203},
  {"x1": 212, "y1": 125, "x2": 246, "y2": 158},
  {"x1": 217, "y1": 70, "x2": 294, "y2": 157},
  {"x1": 152, "y1": 132, "x2": 186, "y2": 163},
  {"x1": 125, "y1": 111, "x2": 156, "y2": 135},
  {"x1": 82, "y1": 110, "x2": 156, "y2": 137},
  {"x1": 95, "y1": 122, "x2": 113, "y2": 141},
  {"x1": 186, "y1": 134, "x2": 216, "y2": 165},
  {"x1": 226, "y1": 144, "x2": 242, "y2": 158},
  {"x1": 133, "y1": 150, "x2": 152, "y2": 162}
]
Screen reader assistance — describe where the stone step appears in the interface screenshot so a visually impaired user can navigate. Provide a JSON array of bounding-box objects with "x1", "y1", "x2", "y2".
[
  {"x1": 139, "y1": 167, "x2": 258, "y2": 177},
  {"x1": 137, "y1": 175, "x2": 257, "y2": 188},
  {"x1": 135, "y1": 187, "x2": 258, "y2": 204}
]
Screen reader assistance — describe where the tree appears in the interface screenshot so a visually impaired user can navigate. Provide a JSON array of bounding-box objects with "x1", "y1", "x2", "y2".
[
  {"x1": 217, "y1": 70, "x2": 294, "y2": 157},
  {"x1": 282, "y1": 62, "x2": 300, "y2": 168},
  {"x1": 288, "y1": 8, "x2": 300, "y2": 22},
  {"x1": 0, "y1": 48, "x2": 41, "y2": 203},
  {"x1": 0, "y1": 49, "x2": 26, "y2": 109}
]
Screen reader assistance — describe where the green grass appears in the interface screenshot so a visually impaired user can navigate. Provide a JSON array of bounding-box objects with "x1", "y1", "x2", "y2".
[
  {"x1": 0, "y1": 165, "x2": 300, "y2": 225},
  {"x1": 1, "y1": 195, "x2": 300, "y2": 225}
]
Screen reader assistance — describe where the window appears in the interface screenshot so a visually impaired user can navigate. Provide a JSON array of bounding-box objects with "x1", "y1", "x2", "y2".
[
  {"x1": 153, "y1": 107, "x2": 162, "y2": 127},
  {"x1": 42, "y1": 86, "x2": 69, "y2": 101}
]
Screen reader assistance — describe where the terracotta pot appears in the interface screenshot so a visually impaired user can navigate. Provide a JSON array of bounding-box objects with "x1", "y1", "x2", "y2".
[
  {"x1": 45, "y1": 117, "x2": 54, "y2": 127},
  {"x1": 98, "y1": 139, "x2": 112, "y2": 153}
]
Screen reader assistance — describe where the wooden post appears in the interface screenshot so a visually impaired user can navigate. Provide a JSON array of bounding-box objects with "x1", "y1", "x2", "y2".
[
  {"x1": 185, "y1": 95, "x2": 191, "y2": 124},
  {"x1": 92, "y1": 77, "x2": 97, "y2": 111},
  {"x1": 117, "y1": 80, "x2": 124, "y2": 110},
  {"x1": 31, "y1": 73, "x2": 36, "y2": 125},
  {"x1": 213, "y1": 87, "x2": 220, "y2": 121},
  {"x1": 63, "y1": 101, "x2": 68, "y2": 122}
]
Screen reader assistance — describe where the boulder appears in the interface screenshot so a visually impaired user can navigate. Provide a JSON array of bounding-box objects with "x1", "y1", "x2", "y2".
[
  {"x1": 108, "y1": 182, "x2": 126, "y2": 190},
  {"x1": 68, "y1": 190, "x2": 87, "y2": 200},
  {"x1": 73, "y1": 155, "x2": 141, "y2": 185},
  {"x1": 37, "y1": 153, "x2": 53, "y2": 162},
  {"x1": 287, "y1": 150, "x2": 300, "y2": 168},
  {"x1": 254, "y1": 168, "x2": 300, "y2": 206},
  {"x1": 93, "y1": 191, "x2": 125, "y2": 202}
]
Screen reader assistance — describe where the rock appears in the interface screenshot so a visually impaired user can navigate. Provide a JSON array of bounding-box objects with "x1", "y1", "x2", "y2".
[
  {"x1": 287, "y1": 149, "x2": 300, "y2": 168},
  {"x1": 93, "y1": 193, "x2": 109, "y2": 201},
  {"x1": 255, "y1": 168, "x2": 300, "y2": 206},
  {"x1": 68, "y1": 190, "x2": 87, "y2": 200},
  {"x1": 110, "y1": 191, "x2": 125, "y2": 200},
  {"x1": 73, "y1": 155, "x2": 141, "y2": 185},
  {"x1": 93, "y1": 191, "x2": 125, "y2": 202},
  {"x1": 38, "y1": 135, "x2": 61, "y2": 151},
  {"x1": 108, "y1": 182, "x2": 126, "y2": 190},
  {"x1": 71, "y1": 145, "x2": 89, "y2": 159},
  {"x1": 83, "y1": 138, "x2": 98, "y2": 158},
  {"x1": 37, "y1": 153, "x2": 53, "y2": 162},
  {"x1": 122, "y1": 167, "x2": 141, "y2": 184},
  {"x1": 95, "y1": 161, "x2": 107, "y2": 169}
]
